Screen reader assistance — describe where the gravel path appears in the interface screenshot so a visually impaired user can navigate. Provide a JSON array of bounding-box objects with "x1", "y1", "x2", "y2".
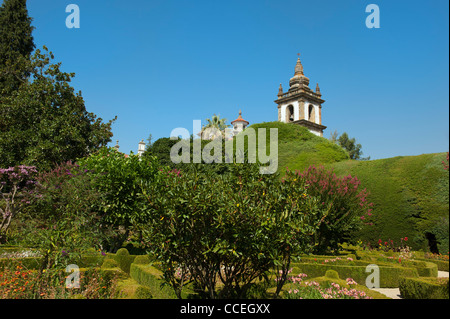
[{"x1": 370, "y1": 270, "x2": 449, "y2": 299}]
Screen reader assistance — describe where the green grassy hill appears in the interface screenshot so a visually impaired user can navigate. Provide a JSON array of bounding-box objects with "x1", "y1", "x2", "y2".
[
  {"x1": 239, "y1": 122, "x2": 449, "y2": 253},
  {"x1": 243, "y1": 121, "x2": 349, "y2": 172}
]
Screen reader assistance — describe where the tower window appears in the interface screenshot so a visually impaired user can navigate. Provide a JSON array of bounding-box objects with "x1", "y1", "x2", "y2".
[
  {"x1": 308, "y1": 104, "x2": 315, "y2": 122},
  {"x1": 287, "y1": 105, "x2": 294, "y2": 122}
]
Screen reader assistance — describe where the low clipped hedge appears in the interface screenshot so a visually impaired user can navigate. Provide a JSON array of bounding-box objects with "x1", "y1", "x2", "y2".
[
  {"x1": 399, "y1": 277, "x2": 449, "y2": 299},
  {"x1": 401, "y1": 260, "x2": 438, "y2": 277},
  {"x1": 291, "y1": 262, "x2": 419, "y2": 288},
  {"x1": 414, "y1": 258, "x2": 449, "y2": 272},
  {"x1": 299, "y1": 255, "x2": 439, "y2": 278},
  {"x1": 130, "y1": 263, "x2": 177, "y2": 299}
]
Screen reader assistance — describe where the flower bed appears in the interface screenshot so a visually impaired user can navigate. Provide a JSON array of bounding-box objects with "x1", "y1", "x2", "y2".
[
  {"x1": 290, "y1": 262, "x2": 419, "y2": 288},
  {"x1": 282, "y1": 272, "x2": 389, "y2": 299}
]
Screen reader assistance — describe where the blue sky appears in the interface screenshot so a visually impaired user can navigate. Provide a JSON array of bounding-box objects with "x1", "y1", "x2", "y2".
[{"x1": 24, "y1": 0, "x2": 449, "y2": 159}]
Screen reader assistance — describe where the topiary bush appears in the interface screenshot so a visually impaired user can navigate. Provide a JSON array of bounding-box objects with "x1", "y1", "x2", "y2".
[
  {"x1": 325, "y1": 269, "x2": 340, "y2": 279},
  {"x1": 101, "y1": 258, "x2": 119, "y2": 269},
  {"x1": 113, "y1": 248, "x2": 136, "y2": 274}
]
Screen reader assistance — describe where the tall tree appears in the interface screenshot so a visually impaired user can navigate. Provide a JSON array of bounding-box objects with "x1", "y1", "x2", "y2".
[
  {"x1": 0, "y1": 0, "x2": 35, "y2": 96},
  {"x1": 337, "y1": 132, "x2": 369, "y2": 160},
  {"x1": 0, "y1": 47, "x2": 116, "y2": 170}
]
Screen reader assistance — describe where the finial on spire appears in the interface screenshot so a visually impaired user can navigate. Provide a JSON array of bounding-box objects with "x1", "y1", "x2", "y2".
[
  {"x1": 278, "y1": 83, "x2": 283, "y2": 96},
  {"x1": 315, "y1": 83, "x2": 321, "y2": 96}
]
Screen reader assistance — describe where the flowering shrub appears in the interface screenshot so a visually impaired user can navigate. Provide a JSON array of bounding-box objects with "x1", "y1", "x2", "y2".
[
  {"x1": 365, "y1": 237, "x2": 411, "y2": 253},
  {"x1": 20, "y1": 161, "x2": 106, "y2": 270},
  {"x1": 424, "y1": 252, "x2": 449, "y2": 262},
  {"x1": 283, "y1": 273, "x2": 371, "y2": 299},
  {"x1": 0, "y1": 165, "x2": 38, "y2": 242},
  {"x1": 291, "y1": 165, "x2": 374, "y2": 253}
]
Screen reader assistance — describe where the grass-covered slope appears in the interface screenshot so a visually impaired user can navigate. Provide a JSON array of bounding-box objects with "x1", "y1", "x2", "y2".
[
  {"x1": 327, "y1": 153, "x2": 449, "y2": 253},
  {"x1": 239, "y1": 121, "x2": 349, "y2": 172}
]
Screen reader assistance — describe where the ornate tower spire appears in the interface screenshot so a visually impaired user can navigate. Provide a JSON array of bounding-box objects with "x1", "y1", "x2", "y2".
[
  {"x1": 315, "y1": 83, "x2": 321, "y2": 96},
  {"x1": 278, "y1": 83, "x2": 283, "y2": 97},
  {"x1": 294, "y1": 53, "x2": 304, "y2": 75},
  {"x1": 289, "y1": 53, "x2": 309, "y2": 90}
]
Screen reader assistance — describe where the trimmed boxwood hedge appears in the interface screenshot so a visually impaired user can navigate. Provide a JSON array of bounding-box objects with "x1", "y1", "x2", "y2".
[
  {"x1": 130, "y1": 263, "x2": 177, "y2": 299},
  {"x1": 298, "y1": 255, "x2": 439, "y2": 278},
  {"x1": 291, "y1": 262, "x2": 419, "y2": 288},
  {"x1": 413, "y1": 258, "x2": 449, "y2": 272},
  {"x1": 399, "y1": 277, "x2": 449, "y2": 299}
]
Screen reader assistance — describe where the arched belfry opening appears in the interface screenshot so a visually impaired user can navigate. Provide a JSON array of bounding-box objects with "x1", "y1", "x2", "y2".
[
  {"x1": 286, "y1": 105, "x2": 294, "y2": 122},
  {"x1": 308, "y1": 104, "x2": 315, "y2": 123}
]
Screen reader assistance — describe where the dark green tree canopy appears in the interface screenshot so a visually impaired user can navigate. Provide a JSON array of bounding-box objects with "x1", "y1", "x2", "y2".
[
  {"x1": 331, "y1": 131, "x2": 370, "y2": 161},
  {"x1": 0, "y1": 0, "x2": 35, "y2": 95},
  {"x1": 0, "y1": 47, "x2": 116, "y2": 170}
]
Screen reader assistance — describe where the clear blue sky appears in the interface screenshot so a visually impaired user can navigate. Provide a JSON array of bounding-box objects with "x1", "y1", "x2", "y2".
[{"x1": 24, "y1": 0, "x2": 449, "y2": 159}]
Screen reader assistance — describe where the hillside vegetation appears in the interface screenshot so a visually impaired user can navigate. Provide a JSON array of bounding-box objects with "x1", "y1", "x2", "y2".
[
  {"x1": 238, "y1": 122, "x2": 449, "y2": 253},
  {"x1": 147, "y1": 121, "x2": 449, "y2": 254},
  {"x1": 327, "y1": 153, "x2": 449, "y2": 253},
  {"x1": 237, "y1": 121, "x2": 349, "y2": 172}
]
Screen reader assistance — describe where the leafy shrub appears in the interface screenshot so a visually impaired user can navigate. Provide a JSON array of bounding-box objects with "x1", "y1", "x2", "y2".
[
  {"x1": 77, "y1": 147, "x2": 161, "y2": 252},
  {"x1": 18, "y1": 162, "x2": 105, "y2": 270},
  {"x1": 140, "y1": 162, "x2": 327, "y2": 299}
]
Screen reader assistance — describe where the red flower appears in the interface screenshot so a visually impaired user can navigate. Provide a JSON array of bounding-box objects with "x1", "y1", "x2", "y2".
[{"x1": 404, "y1": 237, "x2": 408, "y2": 241}]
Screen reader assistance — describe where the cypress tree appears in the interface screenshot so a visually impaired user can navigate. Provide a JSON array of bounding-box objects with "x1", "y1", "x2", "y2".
[{"x1": 0, "y1": 0, "x2": 35, "y2": 95}]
